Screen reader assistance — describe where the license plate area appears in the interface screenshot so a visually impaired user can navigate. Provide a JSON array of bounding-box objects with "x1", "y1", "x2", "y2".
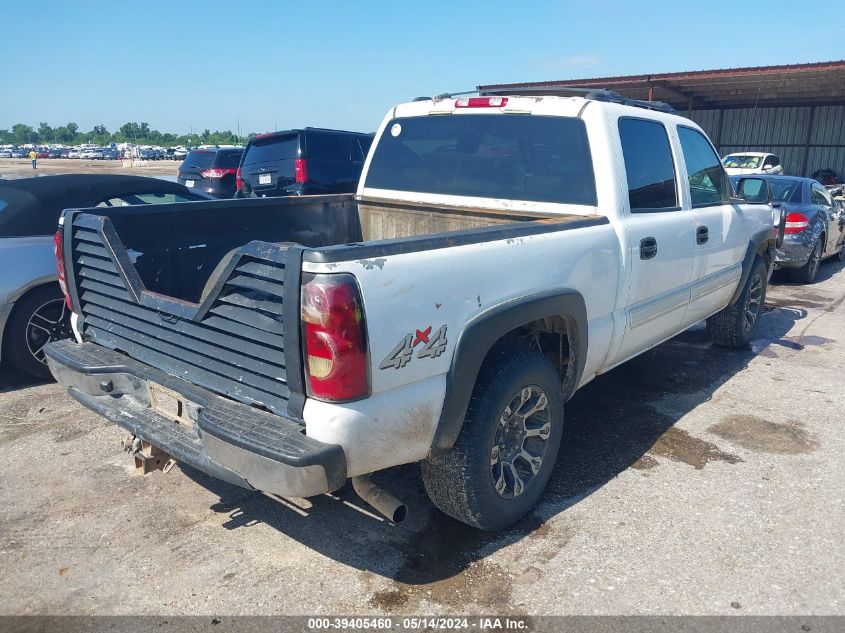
[
  {"x1": 185, "y1": 179, "x2": 195, "y2": 187},
  {"x1": 258, "y1": 173, "x2": 272, "y2": 185},
  {"x1": 148, "y1": 382, "x2": 195, "y2": 428}
]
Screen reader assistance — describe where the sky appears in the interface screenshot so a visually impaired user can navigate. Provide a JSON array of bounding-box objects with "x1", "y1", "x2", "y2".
[{"x1": 2, "y1": 0, "x2": 843, "y2": 136}]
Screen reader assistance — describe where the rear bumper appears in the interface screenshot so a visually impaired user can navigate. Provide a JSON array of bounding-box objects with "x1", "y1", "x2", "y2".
[
  {"x1": 44, "y1": 339, "x2": 347, "y2": 497},
  {"x1": 774, "y1": 234, "x2": 814, "y2": 269}
]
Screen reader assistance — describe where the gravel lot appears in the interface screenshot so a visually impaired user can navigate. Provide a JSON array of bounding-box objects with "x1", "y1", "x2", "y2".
[{"x1": 0, "y1": 262, "x2": 842, "y2": 617}]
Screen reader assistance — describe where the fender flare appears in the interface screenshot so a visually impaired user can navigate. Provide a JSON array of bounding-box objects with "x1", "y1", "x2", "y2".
[
  {"x1": 430, "y1": 289, "x2": 587, "y2": 453},
  {"x1": 730, "y1": 227, "x2": 776, "y2": 305}
]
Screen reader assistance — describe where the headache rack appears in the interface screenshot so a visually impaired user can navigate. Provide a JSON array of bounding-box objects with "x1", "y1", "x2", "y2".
[{"x1": 413, "y1": 86, "x2": 675, "y2": 113}]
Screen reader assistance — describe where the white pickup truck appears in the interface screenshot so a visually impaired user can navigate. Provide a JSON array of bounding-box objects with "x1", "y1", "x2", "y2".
[{"x1": 45, "y1": 92, "x2": 777, "y2": 530}]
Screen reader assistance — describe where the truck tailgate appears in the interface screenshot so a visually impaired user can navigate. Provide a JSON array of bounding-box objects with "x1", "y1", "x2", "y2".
[{"x1": 64, "y1": 211, "x2": 302, "y2": 417}]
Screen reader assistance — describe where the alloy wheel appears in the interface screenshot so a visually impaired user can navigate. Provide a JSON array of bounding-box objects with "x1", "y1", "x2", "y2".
[
  {"x1": 25, "y1": 298, "x2": 72, "y2": 365},
  {"x1": 742, "y1": 273, "x2": 764, "y2": 332},
  {"x1": 490, "y1": 385, "x2": 552, "y2": 499}
]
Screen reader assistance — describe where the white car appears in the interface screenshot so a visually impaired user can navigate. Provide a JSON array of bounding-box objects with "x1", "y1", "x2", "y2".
[
  {"x1": 723, "y1": 152, "x2": 783, "y2": 176},
  {"x1": 46, "y1": 93, "x2": 777, "y2": 531},
  {"x1": 67, "y1": 149, "x2": 82, "y2": 159}
]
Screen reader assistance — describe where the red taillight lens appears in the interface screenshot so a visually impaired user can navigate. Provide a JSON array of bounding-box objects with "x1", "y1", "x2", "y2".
[
  {"x1": 301, "y1": 274, "x2": 368, "y2": 401},
  {"x1": 784, "y1": 212, "x2": 810, "y2": 235},
  {"x1": 236, "y1": 167, "x2": 242, "y2": 191},
  {"x1": 294, "y1": 158, "x2": 308, "y2": 184},
  {"x1": 200, "y1": 167, "x2": 237, "y2": 179},
  {"x1": 54, "y1": 228, "x2": 72, "y2": 310},
  {"x1": 454, "y1": 96, "x2": 508, "y2": 108}
]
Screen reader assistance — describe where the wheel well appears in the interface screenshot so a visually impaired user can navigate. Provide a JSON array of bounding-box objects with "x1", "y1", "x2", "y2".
[{"x1": 485, "y1": 315, "x2": 579, "y2": 399}]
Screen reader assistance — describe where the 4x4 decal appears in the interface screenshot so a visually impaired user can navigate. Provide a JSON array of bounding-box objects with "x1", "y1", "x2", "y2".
[{"x1": 379, "y1": 325, "x2": 448, "y2": 370}]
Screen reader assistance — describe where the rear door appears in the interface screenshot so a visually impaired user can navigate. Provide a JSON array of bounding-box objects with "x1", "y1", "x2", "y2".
[
  {"x1": 241, "y1": 133, "x2": 300, "y2": 196},
  {"x1": 178, "y1": 150, "x2": 216, "y2": 188},
  {"x1": 614, "y1": 117, "x2": 696, "y2": 363},
  {"x1": 677, "y1": 125, "x2": 747, "y2": 324}
]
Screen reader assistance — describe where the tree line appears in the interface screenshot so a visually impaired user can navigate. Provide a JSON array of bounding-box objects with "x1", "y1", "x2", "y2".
[{"x1": 0, "y1": 122, "x2": 255, "y2": 147}]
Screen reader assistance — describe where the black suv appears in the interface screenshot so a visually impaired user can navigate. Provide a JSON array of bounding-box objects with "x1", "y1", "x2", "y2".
[
  {"x1": 236, "y1": 128, "x2": 373, "y2": 198},
  {"x1": 178, "y1": 148, "x2": 244, "y2": 198}
]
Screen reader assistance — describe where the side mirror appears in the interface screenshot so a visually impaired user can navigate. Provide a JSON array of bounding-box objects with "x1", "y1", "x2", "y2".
[
  {"x1": 737, "y1": 177, "x2": 772, "y2": 204},
  {"x1": 763, "y1": 164, "x2": 773, "y2": 170}
]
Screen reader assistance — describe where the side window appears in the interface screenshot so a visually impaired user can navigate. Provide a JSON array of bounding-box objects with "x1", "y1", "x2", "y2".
[
  {"x1": 766, "y1": 155, "x2": 780, "y2": 168},
  {"x1": 618, "y1": 118, "x2": 678, "y2": 212},
  {"x1": 306, "y1": 132, "x2": 349, "y2": 162},
  {"x1": 677, "y1": 126, "x2": 731, "y2": 207},
  {"x1": 811, "y1": 184, "x2": 832, "y2": 207}
]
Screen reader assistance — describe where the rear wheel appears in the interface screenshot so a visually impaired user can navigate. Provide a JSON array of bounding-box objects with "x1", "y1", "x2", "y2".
[
  {"x1": 707, "y1": 256, "x2": 767, "y2": 347},
  {"x1": 5, "y1": 285, "x2": 72, "y2": 379},
  {"x1": 790, "y1": 236, "x2": 823, "y2": 284},
  {"x1": 421, "y1": 347, "x2": 564, "y2": 531}
]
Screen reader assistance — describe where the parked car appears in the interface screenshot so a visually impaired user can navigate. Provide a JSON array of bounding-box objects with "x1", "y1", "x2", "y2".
[
  {"x1": 177, "y1": 147, "x2": 244, "y2": 198},
  {"x1": 0, "y1": 149, "x2": 12, "y2": 158},
  {"x1": 0, "y1": 175, "x2": 214, "y2": 379},
  {"x1": 10, "y1": 149, "x2": 28, "y2": 159},
  {"x1": 46, "y1": 94, "x2": 778, "y2": 530},
  {"x1": 723, "y1": 152, "x2": 783, "y2": 176},
  {"x1": 236, "y1": 128, "x2": 373, "y2": 198},
  {"x1": 101, "y1": 148, "x2": 120, "y2": 160},
  {"x1": 48, "y1": 148, "x2": 64, "y2": 159},
  {"x1": 67, "y1": 149, "x2": 82, "y2": 159},
  {"x1": 173, "y1": 146, "x2": 189, "y2": 160},
  {"x1": 733, "y1": 175, "x2": 845, "y2": 283}
]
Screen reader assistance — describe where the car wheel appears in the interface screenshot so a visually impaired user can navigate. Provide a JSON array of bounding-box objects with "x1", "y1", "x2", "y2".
[
  {"x1": 707, "y1": 256, "x2": 768, "y2": 347},
  {"x1": 790, "y1": 236, "x2": 823, "y2": 284},
  {"x1": 421, "y1": 346, "x2": 564, "y2": 531},
  {"x1": 5, "y1": 285, "x2": 73, "y2": 379}
]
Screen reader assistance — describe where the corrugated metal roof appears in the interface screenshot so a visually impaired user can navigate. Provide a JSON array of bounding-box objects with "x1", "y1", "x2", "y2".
[{"x1": 479, "y1": 60, "x2": 845, "y2": 109}]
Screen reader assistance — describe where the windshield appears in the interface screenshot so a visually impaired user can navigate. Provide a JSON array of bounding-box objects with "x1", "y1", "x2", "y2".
[
  {"x1": 243, "y1": 134, "x2": 299, "y2": 166},
  {"x1": 723, "y1": 155, "x2": 762, "y2": 169},
  {"x1": 769, "y1": 178, "x2": 803, "y2": 202},
  {"x1": 365, "y1": 115, "x2": 597, "y2": 205},
  {"x1": 182, "y1": 151, "x2": 217, "y2": 169}
]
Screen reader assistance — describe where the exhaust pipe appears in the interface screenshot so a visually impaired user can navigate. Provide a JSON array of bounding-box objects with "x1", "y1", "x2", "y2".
[{"x1": 352, "y1": 476, "x2": 407, "y2": 523}]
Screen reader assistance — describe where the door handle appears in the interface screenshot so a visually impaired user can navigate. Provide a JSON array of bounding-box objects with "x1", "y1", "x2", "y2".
[
  {"x1": 640, "y1": 237, "x2": 658, "y2": 260},
  {"x1": 696, "y1": 225, "x2": 709, "y2": 245}
]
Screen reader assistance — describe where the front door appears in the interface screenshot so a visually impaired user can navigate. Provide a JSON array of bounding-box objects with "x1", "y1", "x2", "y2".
[{"x1": 677, "y1": 126, "x2": 748, "y2": 324}]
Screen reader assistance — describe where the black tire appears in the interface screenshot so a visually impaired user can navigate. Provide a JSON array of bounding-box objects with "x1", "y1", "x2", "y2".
[
  {"x1": 4, "y1": 285, "x2": 72, "y2": 379},
  {"x1": 790, "y1": 236, "x2": 823, "y2": 284},
  {"x1": 421, "y1": 347, "x2": 564, "y2": 531},
  {"x1": 707, "y1": 256, "x2": 768, "y2": 347}
]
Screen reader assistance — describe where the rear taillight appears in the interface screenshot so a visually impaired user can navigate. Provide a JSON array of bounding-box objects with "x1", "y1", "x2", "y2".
[
  {"x1": 200, "y1": 167, "x2": 237, "y2": 179},
  {"x1": 784, "y1": 212, "x2": 810, "y2": 235},
  {"x1": 301, "y1": 273, "x2": 368, "y2": 401},
  {"x1": 236, "y1": 167, "x2": 242, "y2": 191},
  {"x1": 454, "y1": 96, "x2": 508, "y2": 108},
  {"x1": 54, "y1": 228, "x2": 72, "y2": 310},
  {"x1": 294, "y1": 158, "x2": 308, "y2": 184}
]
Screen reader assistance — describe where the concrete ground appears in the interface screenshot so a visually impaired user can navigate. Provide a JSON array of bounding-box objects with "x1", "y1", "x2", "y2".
[{"x1": 0, "y1": 262, "x2": 843, "y2": 617}]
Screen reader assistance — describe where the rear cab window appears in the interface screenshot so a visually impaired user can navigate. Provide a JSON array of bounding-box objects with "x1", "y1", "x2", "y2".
[{"x1": 364, "y1": 114, "x2": 597, "y2": 206}]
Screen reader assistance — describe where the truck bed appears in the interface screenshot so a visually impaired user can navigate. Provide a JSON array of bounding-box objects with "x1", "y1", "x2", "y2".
[{"x1": 60, "y1": 194, "x2": 604, "y2": 417}]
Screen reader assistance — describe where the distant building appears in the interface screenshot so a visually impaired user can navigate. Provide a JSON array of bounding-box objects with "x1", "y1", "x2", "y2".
[{"x1": 479, "y1": 60, "x2": 845, "y2": 180}]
